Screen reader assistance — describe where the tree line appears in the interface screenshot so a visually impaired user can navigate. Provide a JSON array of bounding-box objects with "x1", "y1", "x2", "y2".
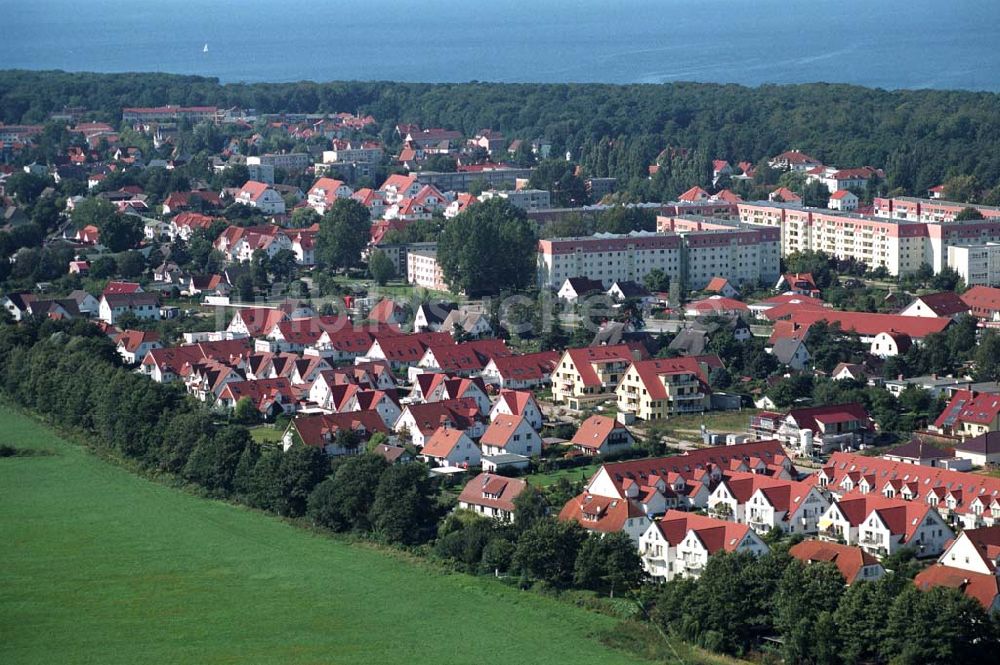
[{"x1": 3, "y1": 71, "x2": 1000, "y2": 197}]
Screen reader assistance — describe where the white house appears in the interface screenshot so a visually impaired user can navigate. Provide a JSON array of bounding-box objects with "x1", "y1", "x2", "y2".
[
  {"x1": 489, "y1": 390, "x2": 544, "y2": 431},
  {"x1": 937, "y1": 526, "x2": 1000, "y2": 575},
  {"x1": 828, "y1": 190, "x2": 858, "y2": 211},
  {"x1": 98, "y1": 293, "x2": 160, "y2": 324},
  {"x1": 420, "y1": 427, "x2": 481, "y2": 467},
  {"x1": 235, "y1": 180, "x2": 285, "y2": 215},
  {"x1": 479, "y1": 415, "x2": 542, "y2": 458}
]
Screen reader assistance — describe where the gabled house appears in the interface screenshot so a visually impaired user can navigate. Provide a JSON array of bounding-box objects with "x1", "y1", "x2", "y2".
[
  {"x1": 458, "y1": 473, "x2": 527, "y2": 523},
  {"x1": 394, "y1": 397, "x2": 486, "y2": 448},
  {"x1": 900, "y1": 291, "x2": 969, "y2": 320},
  {"x1": 704, "y1": 277, "x2": 739, "y2": 299},
  {"x1": 283, "y1": 411, "x2": 388, "y2": 456},
  {"x1": 115, "y1": 329, "x2": 162, "y2": 364},
  {"x1": 217, "y1": 377, "x2": 299, "y2": 418},
  {"x1": 616, "y1": 357, "x2": 711, "y2": 421},
  {"x1": 441, "y1": 308, "x2": 493, "y2": 339},
  {"x1": 417, "y1": 339, "x2": 511, "y2": 376},
  {"x1": 306, "y1": 177, "x2": 353, "y2": 214},
  {"x1": 557, "y1": 277, "x2": 606, "y2": 303},
  {"x1": 769, "y1": 336, "x2": 811, "y2": 370},
  {"x1": 365, "y1": 331, "x2": 453, "y2": 370},
  {"x1": 489, "y1": 389, "x2": 544, "y2": 431},
  {"x1": 413, "y1": 373, "x2": 491, "y2": 414},
  {"x1": 818, "y1": 494, "x2": 953, "y2": 559},
  {"x1": 559, "y1": 492, "x2": 651, "y2": 543},
  {"x1": 933, "y1": 390, "x2": 1000, "y2": 439},
  {"x1": 420, "y1": 427, "x2": 481, "y2": 468},
  {"x1": 788, "y1": 541, "x2": 885, "y2": 585},
  {"x1": 227, "y1": 307, "x2": 289, "y2": 338},
  {"x1": 481, "y1": 351, "x2": 560, "y2": 391},
  {"x1": 570, "y1": 415, "x2": 635, "y2": 456},
  {"x1": 937, "y1": 525, "x2": 1000, "y2": 576},
  {"x1": 98, "y1": 292, "x2": 160, "y2": 324},
  {"x1": 914, "y1": 565, "x2": 1000, "y2": 612},
  {"x1": 639, "y1": 510, "x2": 768, "y2": 581},
  {"x1": 953, "y1": 431, "x2": 1000, "y2": 465},
  {"x1": 235, "y1": 180, "x2": 285, "y2": 215},
  {"x1": 754, "y1": 402, "x2": 874, "y2": 457},
  {"x1": 413, "y1": 301, "x2": 458, "y2": 332},
  {"x1": 551, "y1": 344, "x2": 648, "y2": 410},
  {"x1": 708, "y1": 471, "x2": 829, "y2": 535},
  {"x1": 775, "y1": 272, "x2": 820, "y2": 297},
  {"x1": 479, "y1": 414, "x2": 542, "y2": 458}
]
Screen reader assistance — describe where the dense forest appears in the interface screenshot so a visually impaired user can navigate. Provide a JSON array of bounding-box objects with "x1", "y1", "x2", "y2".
[{"x1": 2, "y1": 70, "x2": 1000, "y2": 196}]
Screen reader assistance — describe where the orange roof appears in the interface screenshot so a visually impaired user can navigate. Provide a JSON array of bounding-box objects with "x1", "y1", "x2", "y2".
[
  {"x1": 563, "y1": 344, "x2": 647, "y2": 387},
  {"x1": 558, "y1": 492, "x2": 646, "y2": 534},
  {"x1": 458, "y1": 473, "x2": 527, "y2": 513},
  {"x1": 480, "y1": 414, "x2": 528, "y2": 448},
  {"x1": 788, "y1": 540, "x2": 882, "y2": 584},
  {"x1": 653, "y1": 509, "x2": 754, "y2": 553},
  {"x1": 914, "y1": 565, "x2": 999, "y2": 610},
  {"x1": 571, "y1": 415, "x2": 630, "y2": 452},
  {"x1": 422, "y1": 427, "x2": 474, "y2": 459},
  {"x1": 629, "y1": 357, "x2": 709, "y2": 400}
]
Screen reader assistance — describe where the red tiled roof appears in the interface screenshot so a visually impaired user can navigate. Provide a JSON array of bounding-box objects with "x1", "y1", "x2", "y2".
[
  {"x1": 629, "y1": 357, "x2": 709, "y2": 400},
  {"x1": 487, "y1": 351, "x2": 559, "y2": 381},
  {"x1": 480, "y1": 414, "x2": 528, "y2": 448},
  {"x1": 789, "y1": 540, "x2": 882, "y2": 584},
  {"x1": 494, "y1": 390, "x2": 540, "y2": 417},
  {"x1": 776, "y1": 308, "x2": 950, "y2": 339},
  {"x1": 558, "y1": 492, "x2": 646, "y2": 534},
  {"x1": 571, "y1": 415, "x2": 629, "y2": 451},
  {"x1": 934, "y1": 390, "x2": 1000, "y2": 429},
  {"x1": 564, "y1": 344, "x2": 647, "y2": 387},
  {"x1": 458, "y1": 473, "x2": 527, "y2": 514},
  {"x1": 961, "y1": 285, "x2": 1000, "y2": 317},
  {"x1": 914, "y1": 565, "x2": 1000, "y2": 610},
  {"x1": 654, "y1": 509, "x2": 753, "y2": 553},
  {"x1": 115, "y1": 329, "x2": 160, "y2": 353},
  {"x1": 911, "y1": 291, "x2": 970, "y2": 317},
  {"x1": 293, "y1": 411, "x2": 388, "y2": 447},
  {"x1": 422, "y1": 427, "x2": 473, "y2": 459}
]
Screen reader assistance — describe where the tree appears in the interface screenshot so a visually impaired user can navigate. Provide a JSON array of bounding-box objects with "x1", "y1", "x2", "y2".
[
  {"x1": 233, "y1": 396, "x2": 261, "y2": 425},
  {"x1": 512, "y1": 518, "x2": 586, "y2": 587},
  {"x1": 316, "y1": 198, "x2": 370, "y2": 272},
  {"x1": 438, "y1": 197, "x2": 537, "y2": 296},
  {"x1": 594, "y1": 205, "x2": 656, "y2": 234},
  {"x1": 834, "y1": 575, "x2": 905, "y2": 665},
  {"x1": 573, "y1": 531, "x2": 642, "y2": 596},
  {"x1": 512, "y1": 485, "x2": 549, "y2": 532},
  {"x1": 235, "y1": 273, "x2": 255, "y2": 302},
  {"x1": 974, "y1": 330, "x2": 1000, "y2": 381},
  {"x1": 89, "y1": 255, "x2": 117, "y2": 278},
  {"x1": 182, "y1": 425, "x2": 251, "y2": 494},
  {"x1": 954, "y1": 205, "x2": 985, "y2": 221},
  {"x1": 643, "y1": 268, "x2": 670, "y2": 293},
  {"x1": 774, "y1": 561, "x2": 846, "y2": 663},
  {"x1": 6, "y1": 172, "x2": 50, "y2": 204},
  {"x1": 371, "y1": 462, "x2": 438, "y2": 545},
  {"x1": 100, "y1": 213, "x2": 143, "y2": 252},
  {"x1": 368, "y1": 249, "x2": 395, "y2": 286},
  {"x1": 528, "y1": 159, "x2": 588, "y2": 207},
  {"x1": 117, "y1": 250, "x2": 145, "y2": 278},
  {"x1": 269, "y1": 248, "x2": 298, "y2": 283},
  {"x1": 943, "y1": 174, "x2": 980, "y2": 203},
  {"x1": 307, "y1": 453, "x2": 389, "y2": 532},
  {"x1": 274, "y1": 444, "x2": 330, "y2": 517}
]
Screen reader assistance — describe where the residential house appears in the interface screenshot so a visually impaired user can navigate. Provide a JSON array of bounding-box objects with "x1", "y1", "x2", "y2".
[
  {"x1": 707, "y1": 472, "x2": 830, "y2": 535},
  {"x1": 559, "y1": 492, "x2": 651, "y2": 543},
  {"x1": 115, "y1": 329, "x2": 162, "y2": 364},
  {"x1": 227, "y1": 307, "x2": 289, "y2": 338},
  {"x1": 365, "y1": 332, "x2": 455, "y2": 370},
  {"x1": 413, "y1": 374, "x2": 492, "y2": 414},
  {"x1": 217, "y1": 378, "x2": 299, "y2": 418},
  {"x1": 413, "y1": 301, "x2": 457, "y2": 332},
  {"x1": 98, "y1": 293, "x2": 160, "y2": 324},
  {"x1": 479, "y1": 415, "x2": 542, "y2": 458},
  {"x1": 937, "y1": 525, "x2": 1000, "y2": 576},
  {"x1": 570, "y1": 415, "x2": 635, "y2": 456},
  {"x1": 306, "y1": 177, "x2": 353, "y2": 214},
  {"x1": 882, "y1": 437, "x2": 959, "y2": 468},
  {"x1": 616, "y1": 357, "x2": 711, "y2": 422},
  {"x1": 481, "y1": 351, "x2": 560, "y2": 391},
  {"x1": 417, "y1": 339, "x2": 511, "y2": 376},
  {"x1": 933, "y1": 390, "x2": 1000, "y2": 439},
  {"x1": 769, "y1": 337, "x2": 811, "y2": 370},
  {"x1": 458, "y1": 473, "x2": 527, "y2": 523},
  {"x1": 441, "y1": 308, "x2": 492, "y2": 339},
  {"x1": 751, "y1": 402, "x2": 874, "y2": 457},
  {"x1": 913, "y1": 565, "x2": 1000, "y2": 612},
  {"x1": 900, "y1": 292, "x2": 969, "y2": 320},
  {"x1": 775, "y1": 272, "x2": 820, "y2": 297},
  {"x1": 953, "y1": 431, "x2": 1000, "y2": 466},
  {"x1": 639, "y1": 510, "x2": 768, "y2": 581},
  {"x1": 961, "y1": 285, "x2": 1000, "y2": 322},
  {"x1": 869, "y1": 331, "x2": 913, "y2": 358},
  {"x1": 704, "y1": 277, "x2": 739, "y2": 298},
  {"x1": 788, "y1": 541, "x2": 885, "y2": 584},
  {"x1": 551, "y1": 344, "x2": 647, "y2": 410},
  {"x1": 420, "y1": 427, "x2": 481, "y2": 467},
  {"x1": 828, "y1": 190, "x2": 859, "y2": 211},
  {"x1": 489, "y1": 390, "x2": 544, "y2": 431},
  {"x1": 235, "y1": 180, "x2": 285, "y2": 215},
  {"x1": 393, "y1": 397, "x2": 486, "y2": 448},
  {"x1": 557, "y1": 277, "x2": 606, "y2": 303},
  {"x1": 371, "y1": 444, "x2": 412, "y2": 465},
  {"x1": 283, "y1": 411, "x2": 388, "y2": 456}
]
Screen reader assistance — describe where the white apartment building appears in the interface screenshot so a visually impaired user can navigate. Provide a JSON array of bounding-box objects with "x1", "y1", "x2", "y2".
[
  {"x1": 537, "y1": 232, "x2": 683, "y2": 289},
  {"x1": 407, "y1": 247, "x2": 449, "y2": 292},
  {"x1": 246, "y1": 152, "x2": 311, "y2": 172},
  {"x1": 478, "y1": 188, "x2": 551, "y2": 211},
  {"x1": 948, "y1": 243, "x2": 1000, "y2": 287}
]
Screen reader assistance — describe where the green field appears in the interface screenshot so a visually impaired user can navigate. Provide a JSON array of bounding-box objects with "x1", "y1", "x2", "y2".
[
  {"x1": 655, "y1": 410, "x2": 757, "y2": 438},
  {"x1": 526, "y1": 462, "x2": 603, "y2": 487},
  {"x1": 249, "y1": 425, "x2": 285, "y2": 444},
  {"x1": 0, "y1": 405, "x2": 653, "y2": 665}
]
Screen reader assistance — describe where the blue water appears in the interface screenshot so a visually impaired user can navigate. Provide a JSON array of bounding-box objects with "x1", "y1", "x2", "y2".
[{"x1": 1, "y1": 0, "x2": 999, "y2": 91}]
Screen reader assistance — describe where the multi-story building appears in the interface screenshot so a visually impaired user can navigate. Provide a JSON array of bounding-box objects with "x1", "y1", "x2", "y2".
[
  {"x1": 948, "y1": 243, "x2": 1000, "y2": 286},
  {"x1": 478, "y1": 188, "x2": 551, "y2": 211},
  {"x1": 551, "y1": 344, "x2": 646, "y2": 410},
  {"x1": 616, "y1": 357, "x2": 711, "y2": 421},
  {"x1": 121, "y1": 105, "x2": 217, "y2": 123},
  {"x1": 407, "y1": 247, "x2": 449, "y2": 292},
  {"x1": 246, "y1": 152, "x2": 311, "y2": 172},
  {"x1": 873, "y1": 196, "x2": 1000, "y2": 223}
]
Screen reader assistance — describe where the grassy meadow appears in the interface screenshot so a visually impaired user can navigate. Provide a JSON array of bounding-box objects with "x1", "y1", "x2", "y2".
[{"x1": 0, "y1": 404, "x2": 653, "y2": 665}]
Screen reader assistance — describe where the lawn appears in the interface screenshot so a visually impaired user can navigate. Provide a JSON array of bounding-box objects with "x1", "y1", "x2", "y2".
[
  {"x1": 655, "y1": 410, "x2": 757, "y2": 438},
  {"x1": 0, "y1": 405, "x2": 654, "y2": 665},
  {"x1": 527, "y1": 462, "x2": 603, "y2": 487},
  {"x1": 249, "y1": 424, "x2": 285, "y2": 444}
]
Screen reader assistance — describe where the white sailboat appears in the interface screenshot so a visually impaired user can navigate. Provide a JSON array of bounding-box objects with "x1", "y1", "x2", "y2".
[{"x1": 203, "y1": 43, "x2": 209, "y2": 53}]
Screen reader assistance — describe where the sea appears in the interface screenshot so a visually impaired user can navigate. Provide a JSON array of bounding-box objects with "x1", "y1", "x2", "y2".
[{"x1": 1, "y1": 0, "x2": 999, "y2": 91}]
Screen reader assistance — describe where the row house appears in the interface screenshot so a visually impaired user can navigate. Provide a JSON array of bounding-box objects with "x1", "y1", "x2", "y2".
[
  {"x1": 616, "y1": 357, "x2": 711, "y2": 422},
  {"x1": 184, "y1": 359, "x2": 243, "y2": 403},
  {"x1": 417, "y1": 339, "x2": 511, "y2": 377},
  {"x1": 816, "y1": 452, "x2": 1000, "y2": 530},
  {"x1": 412, "y1": 373, "x2": 491, "y2": 414},
  {"x1": 550, "y1": 344, "x2": 648, "y2": 410},
  {"x1": 283, "y1": 411, "x2": 389, "y2": 456},
  {"x1": 140, "y1": 339, "x2": 253, "y2": 383},
  {"x1": 365, "y1": 331, "x2": 454, "y2": 370},
  {"x1": 309, "y1": 326, "x2": 401, "y2": 364},
  {"x1": 217, "y1": 377, "x2": 300, "y2": 418},
  {"x1": 707, "y1": 471, "x2": 830, "y2": 535},
  {"x1": 393, "y1": 397, "x2": 487, "y2": 448},
  {"x1": 266, "y1": 315, "x2": 351, "y2": 353},
  {"x1": 817, "y1": 494, "x2": 953, "y2": 559},
  {"x1": 639, "y1": 510, "x2": 769, "y2": 581},
  {"x1": 959, "y1": 285, "x2": 1000, "y2": 322}
]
